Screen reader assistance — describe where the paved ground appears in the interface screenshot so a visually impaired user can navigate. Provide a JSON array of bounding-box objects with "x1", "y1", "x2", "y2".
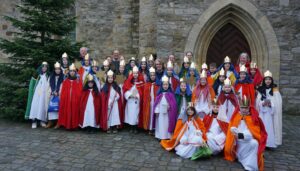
[{"x1": 0, "y1": 115, "x2": 300, "y2": 171}]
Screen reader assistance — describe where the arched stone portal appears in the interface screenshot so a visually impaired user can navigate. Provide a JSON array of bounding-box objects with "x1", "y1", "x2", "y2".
[{"x1": 184, "y1": 0, "x2": 280, "y2": 83}]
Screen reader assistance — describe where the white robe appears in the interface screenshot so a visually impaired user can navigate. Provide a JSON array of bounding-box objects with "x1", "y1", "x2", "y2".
[
  {"x1": 124, "y1": 85, "x2": 140, "y2": 125},
  {"x1": 154, "y1": 93, "x2": 171, "y2": 139},
  {"x1": 218, "y1": 95, "x2": 236, "y2": 123},
  {"x1": 178, "y1": 96, "x2": 187, "y2": 119},
  {"x1": 29, "y1": 74, "x2": 50, "y2": 122},
  {"x1": 236, "y1": 120, "x2": 259, "y2": 171},
  {"x1": 107, "y1": 87, "x2": 121, "y2": 127},
  {"x1": 256, "y1": 88, "x2": 282, "y2": 147},
  {"x1": 175, "y1": 120, "x2": 204, "y2": 158},
  {"x1": 81, "y1": 90, "x2": 99, "y2": 128},
  {"x1": 195, "y1": 95, "x2": 211, "y2": 119},
  {"x1": 206, "y1": 118, "x2": 226, "y2": 155}
]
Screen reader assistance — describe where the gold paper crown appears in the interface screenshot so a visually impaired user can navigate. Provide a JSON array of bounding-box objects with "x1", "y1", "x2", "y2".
[
  {"x1": 190, "y1": 62, "x2": 196, "y2": 69},
  {"x1": 162, "y1": 75, "x2": 169, "y2": 82},
  {"x1": 54, "y1": 62, "x2": 61, "y2": 68},
  {"x1": 224, "y1": 56, "x2": 231, "y2": 63},
  {"x1": 141, "y1": 56, "x2": 146, "y2": 62},
  {"x1": 250, "y1": 62, "x2": 257, "y2": 69},
  {"x1": 224, "y1": 78, "x2": 231, "y2": 86},
  {"x1": 187, "y1": 102, "x2": 194, "y2": 108},
  {"x1": 240, "y1": 95, "x2": 250, "y2": 108},
  {"x1": 183, "y1": 56, "x2": 189, "y2": 63},
  {"x1": 84, "y1": 54, "x2": 90, "y2": 60},
  {"x1": 87, "y1": 74, "x2": 94, "y2": 81},
  {"x1": 167, "y1": 60, "x2": 173, "y2": 68},
  {"x1": 201, "y1": 63, "x2": 208, "y2": 69},
  {"x1": 132, "y1": 66, "x2": 139, "y2": 73},
  {"x1": 264, "y1": 70, "x2": 272, "y2": 78},
  {"x1": 103, "y1": 60, "x2": 109, "y2": 66},
  {"x1": 42, "y1": 61, "x2": 48, "y2": 66},
  {"x1": 212, "y1": 97, "x2": 218, "y2": 105},
  {"x1": 149, "y1": 67, "x2": 155, "y2": 73},
  {"x1": 130, "y1": 57, "x2": 136, "y2": 61},
  {"x1": 62, "y1": 52, "x2": 68, "y2": 58},
  {"x1": 239, "y1": 65, "x2": 247, "y2": 73},
  {"x1": 120, "y1": 60, "x2": 125, "y2": 66},
  {"x1": 107, "y1": 70, "x2": 114, "y2": 77},
  {"x1": 219, "y1": 68, "x2": 225, "y2": 76},
  {"x1": 200, "y1": 70, "x2": 207, "y2": 78},
  {"x1": 91, "y1": 60, "x2": 98, "y2": 67},
  {"x1": 180, "y1": 77, "x2": 186, "y2": 83},
  {"x1": 148, "y1": 54, "x2": 154, "y2": 61},
  {"x1": 69, "y1": 63, "x2": 76, "y2": 70}
]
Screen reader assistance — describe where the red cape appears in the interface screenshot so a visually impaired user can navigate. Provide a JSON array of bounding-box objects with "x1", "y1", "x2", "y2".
[
  {"x1": 217, "y1": 92, "x2": 239, "y2": 107},
  {"x1": 203, "y1": 114, "x2": 228, "y2": 134},
  {"x1": 235, "y1": 83, "x2": 255, "y2": 106},
  {"x1": 170, "y1": 77, "x2": 179, "y2": 91},
  {"x1": 250, "y1": 68, "x2": 263, "y2": 88},
  {"x1": 122, "y1": 73, "x2": 145, "y2": 128},
  {"x1": 142, "y1": 82, "x2": 159, "y2": 130},
  {"x1": 58, "y1": 78, "x2": 82, "y2": 129},
  {"x1": 79, "y1": 90, "x2": 101, "y2": 126},
  {"x1": 100, "y1": 85, "x2": 124, "y2": 131}
]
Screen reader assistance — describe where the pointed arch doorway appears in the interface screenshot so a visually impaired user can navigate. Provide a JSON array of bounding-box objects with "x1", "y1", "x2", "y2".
[{"x1": 184, "y1": 0, "x2": 280, "y2": 82}]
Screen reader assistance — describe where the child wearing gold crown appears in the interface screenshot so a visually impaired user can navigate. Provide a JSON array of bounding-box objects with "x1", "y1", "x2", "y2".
[
  {"x1": 79, "y1": 74, "x2": 101, "y2": 132},
  {"x1": 212, "y1": 68, "x2": 226, "y2": 97},
  {"x1": 178, "y1": 56, "x2": 190, "y2": 79},
  {"x1": 161, "y1": 103, "x2": 207, "y2": 159},
  {"x1": 249, "y1": 62, "x2": 263, "y2": 89},
  {"x1": 46, "y1": 62, "x2": 64, "y2": 128},
  {"x1": 256, "y1": 70, "x2": 282, "y2": 148},
  {"x1": 139, "y1": 57, "x2": 149, "y2": 82},
  {"x1": 224, "y1": 95, "x2": 267, "y2": 171},
  {"x1": 100, "y1": 70, "x2": 123, "y2": 133},
  {"x1": 153, "y1": 75, "x2": 178, "y2": 140},
  {"x1": 60, "y1": 52, "x2": 69, "y2": 78},
  {"x1": 186, "y1": 62, "x2": 200, "y2": 91},
  {"x1": 203, "y1": 98, "x2": 228, "y2": 155},
  {"x1": 57, "y1": 63, "x2": 82, "y2": 130},
  {"x1": 164, "y1": 60, "x2": 180, "y2": 91},
  {"x1": 217, "y1": 78, "x2": 239, "y2": 122},
  {"x1": 192, "y1": 70, "x2": 215, "y2": 119},
  {"x1": 88, "y1": 60, "x2": 102, "y2": 92},
  {"x1": 124, "y1": 57, "x2": 137, "y2": 77},
  {"x1": 29, "y1": 61, "x2": 50, "y2": 128},
  {"x1": 123, "y1": 66, "x2": 145, "y2": 133},
  {"x1": 78, "y1": 54, "x2": 91, "y2": 84},
  {"x1": 142, "y1": 67, "x2": 159, "y2": 133},
  {"x1": 175, "y1": 78, "x2": 192, "y2": 119},
  {"x1": 214, "y1": 56, "x2": 238, "y2": 85}
]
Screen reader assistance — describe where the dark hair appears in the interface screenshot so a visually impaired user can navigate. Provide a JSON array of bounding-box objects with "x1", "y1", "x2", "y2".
[
  {"x1": 257, "y1": 77, "x2": 277, "y2": 100},
  {"x1": 209, "y1": 63, "x2": 217, "y2": 68},
  {"x1": 83, "y1": 80, "x2": 99, "y2": 94}
]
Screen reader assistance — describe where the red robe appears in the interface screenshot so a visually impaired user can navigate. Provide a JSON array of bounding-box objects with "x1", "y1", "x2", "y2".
[
  {"x1": 58, "y1": 78, "x2": 82, "y2": 129},
  {"x1": 203, "y1": 114, "x2": 228, "y2": 135},
  {"x1": 142, "y1": 82, "x2": 159, "y2": 130},
  {"x1": 78, "y1": 66, "x2": 90, "y2": 83},
  {"x1": 250, "y1": 68, "x2": 263, "y2": 89},
  {"x1": 235, "y1": 82, "x2": 255, "y2": 106},
  {"x1": 122, "y1": 73, "x2": 145, "y2": 128},
  {"x1": 79, "y1": 89, "x2": 101, "y2": 126},
  {"x1": 169, "y1": 76, "x2": 179, "y2": 91},
  {"x1": 217, "y1": 92, "x2": 239, "y2": 108},
  {"x1": 100, "y1": 84, "x2": 124, "y2": 130}
]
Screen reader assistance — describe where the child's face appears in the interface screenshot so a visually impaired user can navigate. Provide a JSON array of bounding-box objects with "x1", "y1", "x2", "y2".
[
  {"x1": 167, "y1": 69, "x2": 172, "y2": 76},
  {"x1": 133, "y1": 72, "x2": 138, "y2": 79},
  {"x1": 42, "y1": 65, "x2": 47, "y2": 73},
  {"x1": 130, "y1": 61, "x2": 136, "y2": 68},
  {"x1": 84, "y1": 59, "x2": 89, "y2": 66},
  {"x1": 62, "y1": 58, "x2": 68, "y2": 65},
  {"x1": 150, "y1": 73, "x2": 156, "y2": 81},
  {"x1": 107, "y1": 76, "x2": 114, "y2": 83},
  {"x1": 104, "y1": 65, "x2": 109, "y2": 71},
  {"x1": 224, "y1": 85, "x2": 232, "y2": 93},
  {"x1": 209, "y1": 66, "x2": 216, "y2": 73},
  {"x1": 119, "y1": 66, "x2": 124, "y2": 73},
  {"x1": 212, "y1": 105, "x2": 219, "y2": 113},
  {"x1": 239, "y1": 72, "x2": 246, "y2": 80},
  {"x1": 55, "y1": 68, "x2": 61, "y2": 74},
  {"x1": 155, "y1": 61, "x2": 162, "y2": 71},
  {"x1": 141, "y1": 62, "x2": 147, "y2": 70},
  {"x1": 69, "y1": 70, "x2": 75, "y2": 77},
  {"x1": 265, "y1": 77, "x2": 272, "y2": 86},
  {"x1": 187, "y1": 108, "x2": 194, "y2": 116},
  {"x1": 184, "y1": 62, "x2": 189, "y2": 69},
  {"x1": 88, "y1": 81, "x2": 94, "y2": 88},
  {"x1": 250, "y1": 68, "x2": 256, "y2": 76},
  {"x1": 219, "y1": 75, "x2": 225, "y2": 82},
  {"x1": 180, "y1": 82, "x2": 187, "y2": 92},
  {"x1": 224, "y1": 63, "x2": 230, "y2": 70},
  {"x1": 162, "y1": 82, "x2": 169, "y2": 90},
  {"x1": 200, "y1": 78, "x2": 206, "y2": 86}
]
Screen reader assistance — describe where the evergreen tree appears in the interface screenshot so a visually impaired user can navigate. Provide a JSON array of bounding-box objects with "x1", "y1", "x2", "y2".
[{"x1": 0, "y1": 0, "x2": 84, "y2": 120}]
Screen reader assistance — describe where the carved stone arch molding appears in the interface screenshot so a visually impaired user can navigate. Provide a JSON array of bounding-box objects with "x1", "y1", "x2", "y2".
[{"x1": 184, "y1": 0, "x2": 280, "y2": 83}]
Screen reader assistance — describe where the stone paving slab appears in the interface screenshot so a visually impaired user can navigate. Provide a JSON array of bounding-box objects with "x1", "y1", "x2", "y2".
[{"x1": 0, "y1": 115, "x2": 299, "y2": 171}]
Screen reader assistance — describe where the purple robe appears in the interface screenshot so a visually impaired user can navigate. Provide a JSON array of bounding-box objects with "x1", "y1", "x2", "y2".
[{"x1": 152, "y1": 92, "x2": 177, "y2": 133}]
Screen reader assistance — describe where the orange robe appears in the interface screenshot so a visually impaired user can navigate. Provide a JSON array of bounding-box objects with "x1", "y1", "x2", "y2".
[
  {"x1": 142, "y1": 82, "x2": 159, "y2": 130},
  {"x1": 161, "y1": 116, "x2": 207, "y2": 151}
]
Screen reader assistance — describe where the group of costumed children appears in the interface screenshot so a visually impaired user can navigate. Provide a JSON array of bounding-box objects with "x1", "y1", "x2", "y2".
[{"x1": 25, "y1": 51, "x2": 282, "y2": 171}]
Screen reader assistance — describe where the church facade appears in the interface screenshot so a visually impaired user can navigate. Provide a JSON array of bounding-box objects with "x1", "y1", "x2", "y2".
[{"x1": 0, "y1": 0, "x2": 299, "y2": 113}]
